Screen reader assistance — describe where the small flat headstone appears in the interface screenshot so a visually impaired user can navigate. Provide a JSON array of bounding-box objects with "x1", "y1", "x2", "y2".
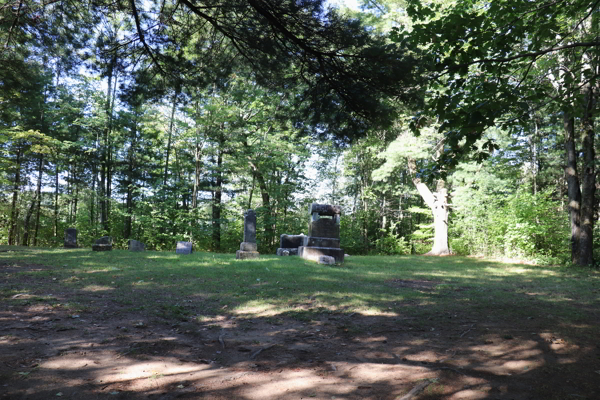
[
  {"x1": 176, "y1": 241, "x2": 193, "y2": 254},
  {"x1": 277, "y1": 248, "x2": 298, "y2": 256},
  {"x1": 128, "y1": 240, "x2": 145, "y2": 252},
  {"x1": 318, "y1": 255, "x2": 336, "y2": 265},
  {"x1": 92, "y1": 244, "x2": 112, "y2": 251}
]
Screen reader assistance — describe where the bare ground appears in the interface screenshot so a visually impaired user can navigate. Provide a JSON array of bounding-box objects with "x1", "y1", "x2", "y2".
[{"x1": 1, "y1": 263, "x2": 599, "y2": 400}]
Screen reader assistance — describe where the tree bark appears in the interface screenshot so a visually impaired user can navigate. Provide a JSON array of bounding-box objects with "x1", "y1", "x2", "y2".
[
  {"x1": 124, "y1": 121, "x2": 137, "y2": 239},
  {"x1": 564, "y1": 111, "x2": 581, "y2": 263},
  {"x1": 579, "y1": 85, "x2": 596, "y2": 265},
  {"x1": 33, "y1": 155, "x2": 44, "y2": 246},
  {"x1": 164, "y1": 92, "x2": 178, "y2": 188},
  {"x1": 53, "y1": 160, "x2": 59, "y2": 238},
  {"x1": 8, "y1": 147, "x2": 22, "y2": 245},
  {"x1": 212, "y1": 146, "x2": 223, "y2": 251}
]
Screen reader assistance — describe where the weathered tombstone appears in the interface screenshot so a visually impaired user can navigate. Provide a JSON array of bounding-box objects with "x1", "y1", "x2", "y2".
[
  {"x1": 236, "y1": 209, "x2": 259, "y2": 259},
  {"x1": 176, "y1": 241, "x2": 193, "y2": 254},
  {"x1": 298, "y1": 203, "x2": 344, "y2": 263},
  {"x1": 64, "y1": 228, "x2": 78, "y2": 248},
  {"x1": 277, "y1": 247, "x2": 298, "y2": 256},
  {"x1": 318, "y1": 255, "x2": 335, "y2": 265},
  {"x1": 128, "y1": 239, "x2": 145, "y2": 252},
  {"x1": 276, "y1": 234, "x2": 304, "y2": 256},
  {"x1": 92, "y1": 236, "x2": 113, "y2": 251}
]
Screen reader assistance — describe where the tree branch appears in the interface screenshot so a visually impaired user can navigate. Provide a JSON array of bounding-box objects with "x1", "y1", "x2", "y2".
[
  {"x1": 129, "y1": 0, "x2": 168, "y2": 77},
  {"x1": 449, "y1": 41, "x2": 600, "y2": 71}
]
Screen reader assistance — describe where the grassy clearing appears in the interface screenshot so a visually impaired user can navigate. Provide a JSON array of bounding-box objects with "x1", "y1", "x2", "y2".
[{"x1": 1, "y1": 246, "x2": 599, "y2": 336}]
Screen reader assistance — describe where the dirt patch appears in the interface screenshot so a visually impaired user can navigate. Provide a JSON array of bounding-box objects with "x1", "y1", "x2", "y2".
[{"x1": 1, "y1": 262, "x2": 599, "y2": 399}]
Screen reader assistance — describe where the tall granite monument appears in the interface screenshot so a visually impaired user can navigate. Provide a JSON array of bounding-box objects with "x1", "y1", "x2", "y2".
[
  {"x1": 298, "y1": 203, "x2": 344, "y2": 263},
  {"x1": 236, "y1": 209, "x2": 260, "y2": 259}
]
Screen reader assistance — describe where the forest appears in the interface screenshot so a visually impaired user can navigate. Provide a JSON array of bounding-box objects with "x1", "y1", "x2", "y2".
[{"x1": 1, "y1": 0, "x2": 598, "y2": 266}]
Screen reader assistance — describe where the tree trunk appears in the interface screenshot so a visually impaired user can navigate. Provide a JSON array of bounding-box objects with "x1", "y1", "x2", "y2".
[
  {"x1": 192, "y1": 142, "x2": 202, "y2": 209},
  {"x1": 90, "y1": 160, "x2": 97, "y2": 232},
  {"x1": 124, "y1": 122, "x2": 137, "y2": 240},
  {"x1": 579, "y1": 85, "x2": 596, "y2": 265},
  {"x1": 33, "y1": 155, "x2": 44, "y2": 246},
  {"x1": 212, "y1": 147, "x2": 223, "y2": 251},
  {"x1": 23, "y1": 192, "x2": 37, "y2": 246},
  {"x1": 53, "y1": 160, "x2": 59, "y2": 238},
  {"x1": 408, "y1": 158, "x2": 450, "y2": 255},
  {"x1": 163, "y1": 92, "x2": 178, "y2": 188},
  {"x1": 8, "y1": 147, "x2": 22, "y2": 245},
  {"x1": 564, "y1": 111, "x2": 581, "y2": 263}
]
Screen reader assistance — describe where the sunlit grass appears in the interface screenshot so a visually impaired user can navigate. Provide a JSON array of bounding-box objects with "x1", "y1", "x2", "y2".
[{"x1": 1, "y1": 246, "x2": 599, "y2": 335}]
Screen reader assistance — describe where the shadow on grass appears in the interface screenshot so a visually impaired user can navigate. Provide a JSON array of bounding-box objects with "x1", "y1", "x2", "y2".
[{"x1": 1, "y1": 247, "x2": 599, "y2": 399}]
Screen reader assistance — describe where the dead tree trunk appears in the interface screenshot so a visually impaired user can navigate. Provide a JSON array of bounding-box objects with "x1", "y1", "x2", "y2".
[{"x1": 408, "y1": 158, "x2": 450, "y2": 256}]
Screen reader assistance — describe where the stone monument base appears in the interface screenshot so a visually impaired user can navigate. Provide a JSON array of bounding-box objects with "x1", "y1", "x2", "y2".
[
  {"x1": 64, "y1": 244, "x2": 78, "y2": 249},
  {"x1": 236, "y1": 250, "x2": 260, "y2": 260},
  {"x1": 92, "y1": 244, "x2": 113, "y2": 251},
  {"x1": 240, "y1": 242, "x2": 257, "y2": 251},
  {"x1": 298, "y1": 246, "x2": 344, "y2": 263},
  {"x1": 277, "y1": 248, "x2": 298, "y2": 256}
]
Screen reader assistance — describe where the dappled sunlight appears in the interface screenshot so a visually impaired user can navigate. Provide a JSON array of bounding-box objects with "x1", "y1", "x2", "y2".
[
  {"x1": 2, "y1": 252, "x2": 599, "y2": 399},
  {"x1": 234, "y1": 302, "x2": 278, "y2": 317},
  {"x1": 80, "y1": 285, "x2": 114, "y2": 292}
]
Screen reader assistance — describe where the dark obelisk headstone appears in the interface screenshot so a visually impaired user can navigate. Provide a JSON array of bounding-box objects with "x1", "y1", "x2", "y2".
[
  {"x1": 64, "y1": 228, "x2": 78, "y2": 248},
  {"x1": 236, "y1": 209, "x2": 259, "y2": 259}
]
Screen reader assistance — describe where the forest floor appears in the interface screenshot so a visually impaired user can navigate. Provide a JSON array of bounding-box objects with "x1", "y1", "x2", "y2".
[{"x1": 0, "y1": 248, "x2": 599, "y2": 400}]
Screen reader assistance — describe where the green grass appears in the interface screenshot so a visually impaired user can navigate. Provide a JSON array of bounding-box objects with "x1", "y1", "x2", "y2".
[{"x1": 1, "y1": 245, "x2": 599, "y2": 335}]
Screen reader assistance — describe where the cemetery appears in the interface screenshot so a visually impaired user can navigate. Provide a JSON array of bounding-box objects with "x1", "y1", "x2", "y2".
[{"x1": 1, "y1": 0, "x2": 599, "y2": 398}]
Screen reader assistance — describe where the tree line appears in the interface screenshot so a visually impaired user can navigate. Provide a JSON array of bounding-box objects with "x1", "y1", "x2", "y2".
[{"x1": 0, "y1": 0, "x2": 597, "y2": 266}]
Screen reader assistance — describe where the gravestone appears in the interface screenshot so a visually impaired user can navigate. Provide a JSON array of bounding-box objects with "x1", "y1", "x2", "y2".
[
  {"x1": 298, "y1": 203, "x2": 344, "y2": 263},
  {"x1": 277, "y1": 247, "x2": 298, "y2": 256},
  {"x1": 236, "y1": 209, "x2": 259, "y2": 259},
  {"x1": 92, "y1": 236, "x2": 113, "y2": 251},
  {"x1": 64, "y1": 228, "x2": 78, "y2": 248},
  {"x1": 276, "y1": 234, "x2": 304, "y2": 256},
  {"x1": 176, "y1": 241, "x2": 193, "y2": 254},
  {"x1": 128, "y1": 239, "x2": 145, "y2": 252},
  {"x1": 318, "y1": 255, "x2": 335, "y2": 265}
]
